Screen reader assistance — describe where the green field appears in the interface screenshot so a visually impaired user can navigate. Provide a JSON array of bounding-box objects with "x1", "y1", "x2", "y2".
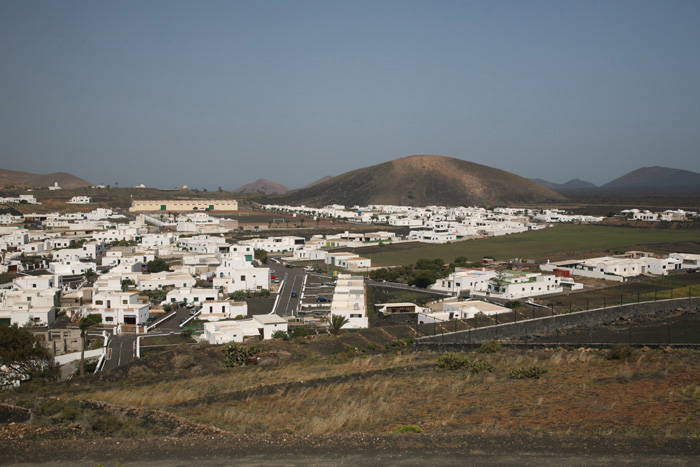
[{"x1": 371, "y1": 224, "x2": 700, "y2": 267}]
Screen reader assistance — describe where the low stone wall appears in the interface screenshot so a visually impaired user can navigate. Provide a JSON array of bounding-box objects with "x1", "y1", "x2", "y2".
[{"x1": 415, "y1": 297, "x2": 700, "y2": 345}]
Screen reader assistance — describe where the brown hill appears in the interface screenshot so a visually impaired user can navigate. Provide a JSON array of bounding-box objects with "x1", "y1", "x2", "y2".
[
  {"x1": 300, "y1": 175, "x2": 333, "y2": 189},
  {"x1": 603, "y1": 166, "x2": 700, "y2": 187},
  {"x1": 0, "y1": 168, "x2": 92, "y2": 190},
  {"x1": 235, "y1": 178, "x2": 289, "y2": 194},
  {"x1": 267, "y1": 155, "x2": 565, "y2": 207}
]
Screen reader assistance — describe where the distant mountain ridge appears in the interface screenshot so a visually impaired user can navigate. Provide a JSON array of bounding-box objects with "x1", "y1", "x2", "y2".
[
  {"x1": 529, "y1": 178, "x2": 597, "y2": 190},
  {"x1": 603, "y1": 166, "x2": 700, "y2": 187},
  {"x1": 0, "y1": 168, "x2": 92, "y2": 189},
  {"x1": 264, "y1": 155, "x2": 564, "y2": 207},
  {"x1": 234, "y1": 178, "x2": 289, "y2": 194}
]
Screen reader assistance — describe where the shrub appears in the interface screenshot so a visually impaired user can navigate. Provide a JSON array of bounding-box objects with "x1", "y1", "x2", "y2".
[
  {"x1": 509, "y1": 366, "x2": 548, "y2": 379},
  {"x1": 293, "y1": 327, "x2": 313, "y2": 338},
  {"x1": 606, "y1": 344, "x2": 634, "y2": 360},
  {"x1": 469, "y1": 361, "x2": 495, "y2": 374},
  {"x1": 38, "y1": 399, "x2": 81, "y2": 421},
  {"x1": 392, "y1": 424, "x2": 423, "y2": 434},
  {"x1": 221, "y1": 343, "x2": 259, "y2": 367},
  {"x1": 436, "y1": 352, "x2": 473, "y2": 370},
  {"x1": 272, "y1": 330, "x2": 291, "y2": 341},
  {"x1": 479, "y1": 340, "x2": 501, "y2": 354}
]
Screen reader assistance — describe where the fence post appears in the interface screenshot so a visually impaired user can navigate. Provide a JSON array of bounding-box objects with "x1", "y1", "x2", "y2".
[
  {"x1": 550, "y1": 304, "x2": 554, "y2": 317},
  {"x1": 628, "y1": 326, "x2": 632, "y2": 344},
  {"x1": 637, "y1": 291, "x2": 640, "y2": 303},
  {"x1": 671, "y1": 288, "x2": 673, "y2": 299},
  {"x1": 586, "y1": 298, "x2": 589, "y2": 311},
  {"x1": 620, "y1": 294, "x2": 623, "y2": 306},
  {"x1": 655, "y1": 288, "x2": 657, "y2": 301},
  {"x1": 603, "y1": 296, "x2": 606, "y2": 308},
  {"x1": 668, "y1": 325, "x2": 671, "y2": 345}
]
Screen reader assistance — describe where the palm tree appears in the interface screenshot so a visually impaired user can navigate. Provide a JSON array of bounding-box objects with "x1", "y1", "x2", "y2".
[
  {"x1": 328, "y1": 314, "x2": 349, "y2": 335},
  {"x1": 84, "y1": 268, "x2": 97, "y2": 284},
  {"x1": 79, "y1": 314, "x2": 102, "y2": 376}
]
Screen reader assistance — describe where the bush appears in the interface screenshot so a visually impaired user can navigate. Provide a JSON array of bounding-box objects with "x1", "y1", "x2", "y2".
[
  {"x1": 479, "y1": 340, "x2": 501, "y2": 354},
  {"x1": 293, "y1": 327, "x2": 313, "y2": 338},
  {"x1": 436, "y1": 353, "x2": 472, "y2": 370},
  {"x1": 392, "y1": 424, "x2": 423, "y2": 434},
  {"x1": 509, "y1": 366, "x2": 548, "y2": 379},
  {"x1": 272, "y1": 330, "x2": 291, "y2": 341},
  {"x1": 606, "y1": 344, "x2": 634, "y2": 360},
  {"x1": 39, "y1": 399, "x2": 81, "y2": 421},
  {"x1": 436, "y1": 353, "x2": 495, "y2": 374},
  {"x1": 221, "y1": 343, "x2": 259, "y2": 367}
]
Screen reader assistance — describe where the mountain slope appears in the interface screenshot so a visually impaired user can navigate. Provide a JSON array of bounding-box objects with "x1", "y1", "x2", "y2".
[
  {"x1": 529, "y1": 178, "x2": 596, "y2": 190},
  {"x1": 267, "y1": 155, "x2": 565, "y2": 207},
  {"x1": 603, "y1": 166, "x2": 700, "y2": 187},
  {"x1": 300, "y1": 175, "x2": 333, "y2": 189},
  {"x1": 0, "y1": 168, "x2": 92, "y2": 189},
  {"x1": 235, "y1": 178, "x2": 289, "y2": 194}
]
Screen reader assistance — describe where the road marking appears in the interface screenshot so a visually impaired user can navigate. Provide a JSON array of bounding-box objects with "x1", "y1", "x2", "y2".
[
  {"x1": 118, "y1": 340, "x2": 124, "y2": 366},
  {"x1": 105, "y1": 348, "x2": 112, "y2": 360}
]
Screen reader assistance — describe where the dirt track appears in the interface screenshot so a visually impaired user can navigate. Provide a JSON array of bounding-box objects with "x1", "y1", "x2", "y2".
[{"x1": 2, "y1": 432, "x2": 699, "y2": 465}]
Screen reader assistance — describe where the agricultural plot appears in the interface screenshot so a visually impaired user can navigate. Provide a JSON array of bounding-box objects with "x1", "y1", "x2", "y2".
[{"x1": 369, "y1": 224, "x2": 700, "y2": 267}]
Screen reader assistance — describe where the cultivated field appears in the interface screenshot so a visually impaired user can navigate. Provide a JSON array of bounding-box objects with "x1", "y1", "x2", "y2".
[{"x1": 369, "y1": 224, "x2": 700, "y2": 266}]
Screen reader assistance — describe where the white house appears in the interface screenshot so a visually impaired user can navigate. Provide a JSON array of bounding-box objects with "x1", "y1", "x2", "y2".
[
  {"x1": 165, "y1": 287, "x2": 219, "y2": 305},
  {"x1": 669, "y1": 253, "x2": 700, "y2": 270},
  {"x1": 484, "y1": 271, "x2": 563, "y2": 299},
  {"x1": 325, "y1": 252, "x2": 371, "y2": 272},
  {"x1": 67, "y1": 196, "x2": 92, "y2": 204},
  {"x1": 430, "y1": 268, "x2": 497, "y2": 296},
  {"x1": 137, "y1": 272, "x2": 196, "y2": 291},
  {"x1": 0, "y1": 288, "x2": 59, "y2": 327},
  {"x1": 417, "y1": 300, "x2": 510, "y2": 324},
  {"x1": 88, "y1": 291, "x2": 149, "y2": 326},
  {"x1": 202, "y1": 314, "x2": 288, "y2": 344},
  {"x1": 330, "y1": 274, "x2": 367, "y2": 329},
  {"x1": 198, "y1": 299, "x2": 248, "y2": 321}
]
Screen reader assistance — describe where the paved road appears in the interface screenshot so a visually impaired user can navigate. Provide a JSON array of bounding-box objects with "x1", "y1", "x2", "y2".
[
  {"x1": 102, "y1": 334, "x2": 136, "y2": 371},
  {"x1": 274, "y1": 266, "x2": 307, "y2": 317}
]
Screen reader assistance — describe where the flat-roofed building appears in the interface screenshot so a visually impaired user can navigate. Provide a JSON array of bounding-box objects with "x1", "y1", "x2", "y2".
[{"x1": 129, "y1": 199, "x2": 238, "y2": 212}]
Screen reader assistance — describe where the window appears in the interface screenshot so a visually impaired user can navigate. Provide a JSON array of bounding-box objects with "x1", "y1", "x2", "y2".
[
  {"x1": 240, "y1": 275, "x2": 246, "y2": 281},
  {"x1": 96, "y1": 300, "x2": 103, "y2": 305}
]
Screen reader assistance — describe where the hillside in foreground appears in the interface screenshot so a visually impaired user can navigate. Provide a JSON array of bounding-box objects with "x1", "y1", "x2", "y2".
[
  {"x1": 1, "y1": 332, "x2": 698, "y2": 463},
  {"x1": 266, "y1": 155, "x2": 565, "y2": 207}
]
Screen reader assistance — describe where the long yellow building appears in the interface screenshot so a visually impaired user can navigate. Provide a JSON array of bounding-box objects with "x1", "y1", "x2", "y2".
[{"x1": 129, "y1": 199, "x2": 238, "y2": 212}]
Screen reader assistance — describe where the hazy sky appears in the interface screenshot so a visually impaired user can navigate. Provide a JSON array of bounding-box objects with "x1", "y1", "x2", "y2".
[{"x1": 1, "y1": 1, "x2": 699, "y2": 189}]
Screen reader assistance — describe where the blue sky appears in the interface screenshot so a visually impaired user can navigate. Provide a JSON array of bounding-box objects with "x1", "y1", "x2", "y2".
[{"x1": 1, "y1": 1, "x2": 699, "y2": 189}]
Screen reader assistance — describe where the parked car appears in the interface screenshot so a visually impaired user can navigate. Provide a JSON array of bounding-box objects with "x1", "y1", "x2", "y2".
[
  {"x1": 271, "y1": 274, "x2": 277, "y2": 279},
  {"x1": 286, "y1": 264, "x2": 294, "y2": 268},
  {"x1": 179, "y1": 317, "x2": 187, "y2": 324},
  {"x1": 316, "y1": 296, "x2": 329, "y2": 302},
  {"x1": 147, "y1": 316, "x2": 157, "y2": 323},
  {"x1": 186, "y1": 303, "x2": 194, "y2": 309},
  {"x1": 291, "y1": 291, "x2": 298, "y2": 298},
  {"x1": 272, "y1": 278, "x2": 281, "y2": 283}
]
